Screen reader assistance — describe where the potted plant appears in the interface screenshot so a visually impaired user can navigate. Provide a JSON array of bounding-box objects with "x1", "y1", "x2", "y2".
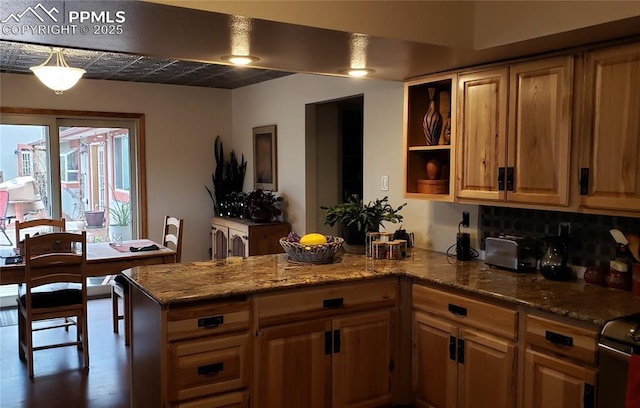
[
  {"x1": 242, "y1": 189, "x2": 283, "y2": 223},
  {"x1": 321, "y1": 194, "x2": 406, "y2": 246},
  {"x1": 108, "y1": 199, "x2": 132, "y2": 241},
  {"x1": 206, "y1": 135, "x2": 247, "y2": 216}
]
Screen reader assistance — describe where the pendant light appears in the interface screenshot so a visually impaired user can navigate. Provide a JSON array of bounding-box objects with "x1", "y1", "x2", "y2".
[{"x1": 30, "y1": 47, "x2": 85, "y2": 95}]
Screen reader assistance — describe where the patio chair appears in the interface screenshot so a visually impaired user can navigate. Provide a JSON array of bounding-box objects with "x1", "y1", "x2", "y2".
[
  {"x1": 111, "y1": 216, "x2": 183, "y2": 345},
  {"x1": 17, "y1": 231, "x2": 89, "y2": 378},
  {"x1": 0, "y1": 190, "x2": 15, "y2": 245}
]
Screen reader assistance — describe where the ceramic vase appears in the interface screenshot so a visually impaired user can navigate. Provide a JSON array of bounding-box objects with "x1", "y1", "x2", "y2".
[
  {"x1": 423, "y1": 87, "x2": 443, "y2": 146},
  {"x1": 426, "y1": 157, "x2": 442, "y2": 180}
]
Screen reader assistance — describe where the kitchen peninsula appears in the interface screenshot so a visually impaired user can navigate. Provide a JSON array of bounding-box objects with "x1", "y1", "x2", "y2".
[{"x1": 124, "y1": 249, "x2": 640, "y2": 407}]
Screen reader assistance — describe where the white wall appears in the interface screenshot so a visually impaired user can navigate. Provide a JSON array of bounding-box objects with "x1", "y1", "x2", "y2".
[
  {"x1": 0, "y1": 72, "x2": 232, "y2": 262},
  {"x1": 231, "y1": 73, "x2": 480, "y2": 253}
]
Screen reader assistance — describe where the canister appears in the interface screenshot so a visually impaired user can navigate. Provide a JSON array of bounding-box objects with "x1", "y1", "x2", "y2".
[
  {"x1": 378, "y1": 232, "x2": 393, "y2": 243},
  {"x1": 366, "y1": 232, "x2": 381, "y2": 257},
  {"x1": 387, "y1": 241, "x2": 401, "y2": 260},
  {"x1": 372, "y1": 241, "x2": 387, "y2": 259},
  {"x1": 395, "y1": 239, "x2": 407, "y2": 258}
]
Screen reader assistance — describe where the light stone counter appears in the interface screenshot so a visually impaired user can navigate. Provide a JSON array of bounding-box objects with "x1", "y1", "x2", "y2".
[{"x1": 123, "y1": 248, "x2": 640, "y2": 327}]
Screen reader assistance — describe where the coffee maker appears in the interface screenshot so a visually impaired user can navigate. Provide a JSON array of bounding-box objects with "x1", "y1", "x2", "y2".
[{"x1": 540, "y1": 224, "x2": 571, "y2": 281}]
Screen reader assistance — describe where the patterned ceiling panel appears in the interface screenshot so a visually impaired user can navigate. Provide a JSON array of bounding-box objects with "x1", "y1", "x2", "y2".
[{"x1": 0, "y1": 41, "x2": 293, "y2": 89}]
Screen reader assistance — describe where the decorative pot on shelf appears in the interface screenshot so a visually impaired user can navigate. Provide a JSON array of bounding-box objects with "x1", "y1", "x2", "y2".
[
  {"x1": 425, "y1": 157, "x2": 442, "y2": 180},
  {"x1": 422, "y1": 87, "x2": 443, "y2": 146}
]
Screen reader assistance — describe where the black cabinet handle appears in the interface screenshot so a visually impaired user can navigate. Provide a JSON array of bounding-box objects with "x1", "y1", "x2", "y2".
[
  {"x1": 323, "y1": 298, "x2": 344, "y2": 309},
  {"x1": 198, "y1": 316, "x2": 224, "y2": 328},
  {"x1": 506, "y1": 167, "x2": 515, "y2": 192},
  {"x1": 198, "y1": 362, "x2": 223, "y2": 376},
  {"x1": 448, "y1": 304, "x2": 467, "y2": 317},
  {"x1": 325, "y1": 331, "x2": 332, "y2": 355},
  {"x1": 498, "y1": 167, "x2": 505, "y2": 191},
  {"x1": 580, "y1": 168, "x2": 590, "y2": 196},
  {"x1": 334, "y1": 329, "x2": 341, "y2": 353},
  {"x1": 449, "y1": 336, "x2": 457, "y2": 361},
  {"x1": 457, "y1": 338, "x2": 465, "y2": 364},
  {"x1": 583, "y1": 383, "x2": 594, "y2": 408},
  {"x1": 545, "y1": 330, "x2": 573, "y2": 347}
]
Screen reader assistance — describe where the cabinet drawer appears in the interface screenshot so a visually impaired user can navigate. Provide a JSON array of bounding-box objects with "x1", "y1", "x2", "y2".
[
  {"x1": 167, "y1": 300, "x2": 250, "y2": 342},
  {"x1": 256, "y1": 278, "x2": 397, "y2": 326},
  {"x1": 412, "y1": 284, "x2": 517, "y2": 340},
  {"x1": 525, "y1": 314, "x2": 598, "y2": 365},
  {"x1": 168, "y1": 333, "x2": 249, "y2": 402},
  {"x1": 176, "y1": 390, "x2": 249, "y2": 408}
]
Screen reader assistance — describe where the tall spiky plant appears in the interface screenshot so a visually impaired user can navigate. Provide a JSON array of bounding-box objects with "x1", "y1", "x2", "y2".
[{"x1": 206, "y1": 135, "x2": 247, "y2": 214}]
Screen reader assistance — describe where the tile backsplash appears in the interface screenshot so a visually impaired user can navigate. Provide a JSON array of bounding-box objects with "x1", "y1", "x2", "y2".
[{"x1": 479, "y1": 206, "x2": 640, "y2": 268}]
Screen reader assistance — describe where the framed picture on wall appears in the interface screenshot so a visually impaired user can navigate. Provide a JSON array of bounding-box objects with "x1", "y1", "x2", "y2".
[{"x1": 253, "y1": 125, "x2": 277, "y2": 191}]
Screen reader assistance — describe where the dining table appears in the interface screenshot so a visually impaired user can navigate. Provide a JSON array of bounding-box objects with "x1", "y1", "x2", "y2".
[{"x1": 0, "y1": 239, "x2": 177, "y2": 285}]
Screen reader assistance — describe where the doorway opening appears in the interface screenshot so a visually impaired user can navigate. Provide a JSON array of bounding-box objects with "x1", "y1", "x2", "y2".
[{"x1": 305, "y1": 95, "x2": 364, "y2": 236}]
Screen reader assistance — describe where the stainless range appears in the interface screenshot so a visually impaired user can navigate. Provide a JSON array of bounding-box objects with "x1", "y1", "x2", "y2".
[{"x1": 599, "y1": 314, "x2": 640, "y2": 407}]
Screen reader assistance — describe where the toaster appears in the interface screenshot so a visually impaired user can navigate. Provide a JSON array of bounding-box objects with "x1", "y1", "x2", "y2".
[{"x1": 485, "y1": 236, "x2": 538, "y2": 272}]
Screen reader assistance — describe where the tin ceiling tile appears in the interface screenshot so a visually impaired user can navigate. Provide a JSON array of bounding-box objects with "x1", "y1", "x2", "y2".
[{"x1": 0, "y1": 40, "x2": 293, "y2": 89}]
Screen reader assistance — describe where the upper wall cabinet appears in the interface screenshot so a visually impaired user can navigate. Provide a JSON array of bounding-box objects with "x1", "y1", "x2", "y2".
[
  {"x1": 404, "y1": 73, "x2": 457, "y2": 201},
  {"x1": 456, "y1": 56, "x2": 574, "y2": 206},
  {"x1": 579, "y1": 42, "x2": 640, "y2": 212}
]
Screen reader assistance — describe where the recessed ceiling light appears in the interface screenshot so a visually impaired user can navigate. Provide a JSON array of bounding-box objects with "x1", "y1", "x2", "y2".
[
  {"x1": 222, "y1": 55, "x2": 259, "y2": 66},
  {"x1": 342, "y1": 68, "x2": 375, "y2": 77}
]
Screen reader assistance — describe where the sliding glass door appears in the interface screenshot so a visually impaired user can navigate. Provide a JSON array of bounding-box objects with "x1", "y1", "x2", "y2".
[{"x1": 1, "y1": 113, "x2": 141, "y2": 302}]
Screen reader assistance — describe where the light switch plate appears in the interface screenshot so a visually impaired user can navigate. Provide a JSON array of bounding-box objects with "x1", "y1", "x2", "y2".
[{"x1": 381, "y1": 175, "x2": 389, "y2": 191}]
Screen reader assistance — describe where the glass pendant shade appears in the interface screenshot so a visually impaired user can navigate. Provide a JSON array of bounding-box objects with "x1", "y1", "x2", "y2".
[{"x1": 30, "y1": 48, "x2": 85, "y2": 94}]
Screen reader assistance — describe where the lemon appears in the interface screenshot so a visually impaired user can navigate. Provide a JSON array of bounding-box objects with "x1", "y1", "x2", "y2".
[{"x1": 299, "y1": 233, "x2": 328, "y2": 245}]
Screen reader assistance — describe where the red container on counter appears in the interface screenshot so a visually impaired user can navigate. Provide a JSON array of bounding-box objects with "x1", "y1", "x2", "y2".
[
  {"x1": 633, "y1": 263, "x2": 640, "y2": 296},
  {"x1": 606, "y1": 260, "x2": 631, "y2": 291}
]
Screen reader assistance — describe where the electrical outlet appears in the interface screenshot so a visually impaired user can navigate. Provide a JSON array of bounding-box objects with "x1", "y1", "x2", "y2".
[
  {"x1": 462, "y1": 212, "x2": 470, "y2": 228},
  {"x1": 559, "y1": 222, "x2": 571, "y2": 236}
]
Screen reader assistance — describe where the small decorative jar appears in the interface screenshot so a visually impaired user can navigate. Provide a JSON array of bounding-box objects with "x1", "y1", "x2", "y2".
[
  {"x1": 606, "y1": 260, "x2": 631, "y2": 290},
  {"x1": 372, "y1": 241, "x2": 387, "y2": 259},
  {"x1": 387, "y1": 241, "x2": 401, "y2": 260},
  {"x1": 366, "y1": 232, "x2": 381, "y2": 257},
  {"x1": 584, "y1": 266, "x2": 606, "y2": 286}
]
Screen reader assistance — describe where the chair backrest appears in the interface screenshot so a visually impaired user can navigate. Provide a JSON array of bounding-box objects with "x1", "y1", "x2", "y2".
[
  {"x1": 24, "y1": 231, "x2": 87, "y2": 291},
  {"x1": 163, "y1": 216, "x2": 183, "y2": 262},
  {"x1": 16, "y1": 218, "x2": 66, "y2": 247}
]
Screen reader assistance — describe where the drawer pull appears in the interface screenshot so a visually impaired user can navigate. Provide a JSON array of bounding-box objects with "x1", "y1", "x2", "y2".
[
  {"x1": 448, "y1": 304, "x2": 467, "y2": 317},
  {"x1": 198, "y1": 316, "x2": 224, "y2": 328},
  {"x1": 545, "y1": 330, "x2": 573, "y2": 347},
  {"x1": 323, "y1": 298, "x2": 344, "y2": 309},
  {"x1": 449, "y1": 336, "x2": 456, "y2": 361},
  {"x1": 197, "y1": 362, "x2": 223, "y2": 376}
]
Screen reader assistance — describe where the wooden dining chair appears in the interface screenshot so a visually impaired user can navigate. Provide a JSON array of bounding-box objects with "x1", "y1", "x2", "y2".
[
  {"x1": 111, "y1": 216, "x2": 183, "y2": 345},
  {"x1": 15, "y1": 218, "x2": 66, "y2": 250},
  {"x1": 17, "y1": 231, "x2": 89, "y2": 378}
]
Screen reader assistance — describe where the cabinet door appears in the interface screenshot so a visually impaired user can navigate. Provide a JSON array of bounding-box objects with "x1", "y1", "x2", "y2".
[
  {"x1": 508, "y1": 56, "x2": 573, "y2": 205},
  {"x1": 523, "y1": 349, "x2": 596, "y2": 408},
  {"x1": 580, "y1": 42, "x2": 640, "y2": 212},
  {"x1": 412, "y1": 311, "x2": 457, "y2": 408},
  {"x1": 256, "y1": 319, "x2": 332, "y2": 408},
  {"x1": 211, "y1": 224, "x2": 229, "y2": 259},
  {"x1": 456, "y1": 68, "x2": 508, "y2": 201},
  {"x1": 228, "y1": 228, "x2": 249, "y2": 258},
  {"x1": 457, "y1": 328, "x2": 517, "y2": 408},
  {"x1": 332, "y1": 310, "x2": 396, "y2": 408}
]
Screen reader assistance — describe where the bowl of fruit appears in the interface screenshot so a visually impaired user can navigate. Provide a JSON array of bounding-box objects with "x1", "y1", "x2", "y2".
[{"x1": 280, "y1": 232, "x2": 344, "y2": 264}]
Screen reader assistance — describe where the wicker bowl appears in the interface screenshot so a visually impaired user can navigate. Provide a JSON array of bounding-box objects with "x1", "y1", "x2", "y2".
[{"x1": 279, "y1": 237, "x2": 344, "y2": 264}]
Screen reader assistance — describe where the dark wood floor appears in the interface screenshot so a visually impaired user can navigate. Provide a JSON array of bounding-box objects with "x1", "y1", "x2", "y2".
[{"x1": 0, "y1": 298, "x2": 131, "y2": 408}]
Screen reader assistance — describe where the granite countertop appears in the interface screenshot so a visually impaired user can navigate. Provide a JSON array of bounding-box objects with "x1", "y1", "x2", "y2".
[{"x1": 123, "y1": 248, "x2": 640, "y2": 327}]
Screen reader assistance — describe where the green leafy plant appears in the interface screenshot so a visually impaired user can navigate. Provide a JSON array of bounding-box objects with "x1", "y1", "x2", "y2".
[
  {"x1": 206, "y1": 135, "x2": 247, "y2": 215},
  {"x1": 242, "y1": 189, "x2": 283, "y2": 222},
  {"x1": 321, "y1": 194, "x2": 406, "y2": 234},
  {"x1": 108, "y1": 200, "x2": 131, "y2": 226}
]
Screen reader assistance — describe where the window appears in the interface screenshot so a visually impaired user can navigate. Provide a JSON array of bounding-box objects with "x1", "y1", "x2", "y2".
[
  {"x1": 60, "y1": 149, "x2": 79, "y2": 182},
  {"x1": 114, "y1": 135, "x2": 130, "y2": 190},
  {"x1": 20, "y1": 149, "x2": 33, "y2": 176}
]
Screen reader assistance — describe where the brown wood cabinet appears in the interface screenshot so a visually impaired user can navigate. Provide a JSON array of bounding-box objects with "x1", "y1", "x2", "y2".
[
  {"x1": 579, "y1": 42, "x2": 640, "y2": 212},
  {"x1": 455, "y1": 56, "x2": 573, "y2": 206},
  {"x1": 404, "y1": 73, "x2": 457, "y2": 200},
  {"x1": 130, "y1": 290, "x2": 251, "y2": 407},
  {"x1": 254, "y1": 280, "x2": 398, "y2": 408},
  {"x1": 211, "y1": 217, "x2": 290, "y2": 259},
  {"x1": 522, "y1": 314, "x2": 598, "y2": 408},
  {"x1": 412, "y1": 284, "x2": 518, "y2": 408}
]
